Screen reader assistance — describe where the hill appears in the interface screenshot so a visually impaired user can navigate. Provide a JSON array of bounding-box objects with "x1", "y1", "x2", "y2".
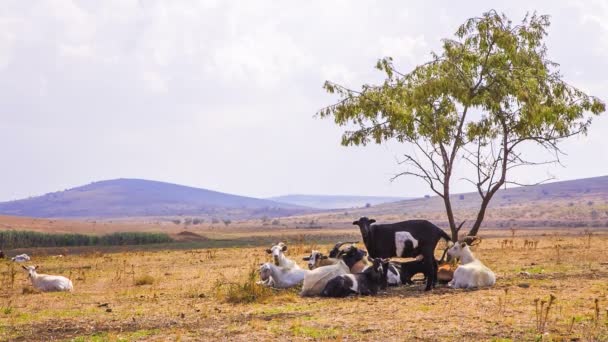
[
  {"x1": 279, "y1": 175, "x2": 608, "y2": 230},
  {"x1": 0, "y1": 179, "x2": 310, "y2": 219},
  {"x1": 267, "y1": 194, "x2": 409, "y2": 209}
]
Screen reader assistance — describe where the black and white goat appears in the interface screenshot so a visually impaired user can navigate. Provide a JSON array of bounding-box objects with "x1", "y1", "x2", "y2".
[
  {"x1": 353, "y1": 217, "x2": 452, "y2": 291},
  {"x1": 303, "y1": 242, "x2": 357, "y2": 270},
  {"x1": 321, "y1": 258, "x2": 385, "y2": 297}
]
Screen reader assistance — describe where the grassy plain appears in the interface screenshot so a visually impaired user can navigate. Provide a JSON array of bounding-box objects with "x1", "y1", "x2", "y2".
[{"x1": 2, "y1": 230, "x2": 608, "y2": 341}]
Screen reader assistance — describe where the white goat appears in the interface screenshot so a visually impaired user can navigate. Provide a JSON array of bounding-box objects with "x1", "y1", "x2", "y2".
[
  {"x1": 259, "y1": 242, "x2": 301, "y2": 286},
  {"x1": 258, "y1": 263, "x2": 309, "y2": 288},
  {"x1": 300, "y1": 260, "x2": 350, "y2": 297},
  {"x1": 11, "y1": 254, "x2": 30, "y2": 262},
  {"x1": 22, "y1": 265, "x2": 73, "y2": 292},
  {"x1": 447, "y1": 242, "x2": 495, "y2": 289}
]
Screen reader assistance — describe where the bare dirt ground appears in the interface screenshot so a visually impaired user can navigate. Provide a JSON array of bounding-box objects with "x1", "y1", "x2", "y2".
[{"x1": 2, "y1": 231, "x2": 608, "y2": 341}]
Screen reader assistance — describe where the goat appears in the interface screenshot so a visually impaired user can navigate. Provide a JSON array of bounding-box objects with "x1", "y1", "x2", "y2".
[
  {"x1": 303, "y1": 243, "x2": 370, "y2": 273},
  {"x1": 328, "y1": 241, "x2": 359, "y2": 258},
  {"x1": 379, "y1": 260, "x2": 402, "y2": 287},
  {"x1": 21, "y1": 265, "x2": 73, "y2": 292},
  {"x1": 321, "y1": 258, "x2": 385, "y2": 297},
  {"x1": 303, "y1": 250, "x2": 337, "y2": 270},
  {"x1": 338, "y1": 245, "x2": 372, "y2": 273},
  {"x1": 353, "y1": 217, "x2": 452, "y2": 291},
  {"x1": 303, "y1": 242, "x2": 356, "y2": 270},
  {"x1": 258, "y1": 263, "x2": 309, "y2": 289},
  {"x1": 11, "y1": 254, "x2": 31, "y2": 262},
  {"x1": 300, "y1": 260, "x2": 350, "y2": 297},
  {"x1": 261, "y1": 242, "x2": 301, "y2": 286},
  {"x1": 447, "y1": 241, "x2": 495, "y2": 289},
  {"x1": 265, "y1": 242, "x2": 298, "y2": 268}
]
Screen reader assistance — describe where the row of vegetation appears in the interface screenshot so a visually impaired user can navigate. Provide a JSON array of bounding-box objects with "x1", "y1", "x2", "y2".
[{"x1": 0, "y1": 230, "x2": 173, "y2": 249}]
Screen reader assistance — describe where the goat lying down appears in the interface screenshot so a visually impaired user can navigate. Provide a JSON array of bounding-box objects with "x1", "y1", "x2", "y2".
[
  {"x1": 447, "y1": 241, "x2": 495, "y2": 289},
  {"x1": 259, "y1": 242, "x2": 302, "y2": 287},
  {"x1": 321, "y1": 258, "x2": 385, "y2": 297},
  {"x1": 300, "y1": 260, "x2": 350, "y2": 297},
  {"x1": 12, "y1": 254, "x2": 30, "y2": 262},
  {"x1": 259, "y1": 263, "x2": 308, "y2": 288},
  {"x1": 22, "y1": 265, "x2": 73, "y2": 292}
]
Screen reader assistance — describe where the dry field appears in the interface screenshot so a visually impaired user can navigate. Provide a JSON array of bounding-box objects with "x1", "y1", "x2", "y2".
[{"x1": 1, "y1": 230, "x2": 608, "y2": 341}]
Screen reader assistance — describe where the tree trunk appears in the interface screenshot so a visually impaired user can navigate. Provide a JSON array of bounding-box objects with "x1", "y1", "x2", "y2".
[
  {"x1": 442, "y1": 172, "x2": 457, "y2": 242},
  {"x1": 468, "y1": 197, "x2": 490, "y2": 237},
  {"x1": 443, "y1": 195, "x2": 458, "y2": 241}
]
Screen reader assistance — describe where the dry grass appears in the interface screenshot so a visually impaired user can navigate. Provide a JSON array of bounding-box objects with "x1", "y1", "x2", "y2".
[
  {"x1": 134, "y1": 274, "x2": 155, "y2": 286},
  {"x1": 1, "y1": 232, "x2": 608, "y2": 341}
]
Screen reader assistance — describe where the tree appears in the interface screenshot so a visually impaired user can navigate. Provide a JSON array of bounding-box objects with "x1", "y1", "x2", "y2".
[{"x1": 318, "y1": 10, "x2": 605, "y2": 241}]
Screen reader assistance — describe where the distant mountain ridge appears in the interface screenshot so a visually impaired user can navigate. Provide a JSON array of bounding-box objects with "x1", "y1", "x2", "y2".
[
  {"x1": 0, "y1": 179, "x2": 310, "y2": 219},
  {"x1": 268, "y1": 194, "x2": 410, "y2": 209}
]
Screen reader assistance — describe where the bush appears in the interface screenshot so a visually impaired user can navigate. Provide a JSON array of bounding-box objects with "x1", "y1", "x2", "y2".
[
  {"x1": 213, "y1": 263, "x2": 273, "y2": 304},
  {"x1": 134, "y1": 274, "x2": 155, "y2": 286},
  {"x1": 0, "y1": 230, "x2": 173, "y2": 249}
]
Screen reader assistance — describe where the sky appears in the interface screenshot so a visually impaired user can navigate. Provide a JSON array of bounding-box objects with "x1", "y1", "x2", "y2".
[{"x1": 1, "y1": 0, "x2": 607, "y2": 201}]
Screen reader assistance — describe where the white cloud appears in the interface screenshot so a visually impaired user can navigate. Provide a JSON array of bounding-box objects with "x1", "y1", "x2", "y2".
[{"x1": 0, "y1": 0, "x2": 607, "y2": 201}]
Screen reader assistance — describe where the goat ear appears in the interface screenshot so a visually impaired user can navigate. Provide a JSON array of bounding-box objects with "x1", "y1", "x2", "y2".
[
  {"x1": 352, "y1": 220, "x2": 359, "y2": 225},
  {"x1": 302, "y1": 257, "x2": 310, "y2": 261},
  {"x1": 34, "y1": 265, "x2": 39, "y2": 270},
  {"x1": 21, "y1": 265, "x2": 27, "y2": 270},
  {"x1": 265, "y1": 249, "x2": 272, "y2": 254},
  {"x1": 281, "y1": 245, "x2": 287, "y2": 252}
]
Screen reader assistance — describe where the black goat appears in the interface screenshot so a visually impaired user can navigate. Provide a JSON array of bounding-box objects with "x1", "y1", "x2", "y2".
[
  {"x1": 321, "y1": 258, "x2": 385, "y2": 297},
  {"x1": 397, "y1": 259, "x2": 431, "y2": 285},
  {"x1": 353, "y1": 217, "x2": 452, "y2": 291},
  {"x1": 397, "y1": 245, "x2": 451, "y2": 285}
]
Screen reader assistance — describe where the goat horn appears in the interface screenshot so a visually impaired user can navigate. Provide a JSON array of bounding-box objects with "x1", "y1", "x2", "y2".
[
  {"x1": 456, "y1": 220, "x2": 466, "y2": 230},
  {"x1": 333, "y1": 241, "x2": 358, "y2": 249},
  {"x1": 461, "y1": 235, "x2": 482, "y2": 246}
]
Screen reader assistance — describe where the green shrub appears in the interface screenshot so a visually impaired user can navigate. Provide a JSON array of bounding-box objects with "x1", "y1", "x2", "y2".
[{"x1": 0, "y1": 230, "x2": 173, "y2": 249}]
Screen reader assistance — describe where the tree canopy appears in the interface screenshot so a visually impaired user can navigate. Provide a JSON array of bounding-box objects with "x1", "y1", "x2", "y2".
[{"x1": 319, "y1": 10, "x2": 605, "y2": 240}]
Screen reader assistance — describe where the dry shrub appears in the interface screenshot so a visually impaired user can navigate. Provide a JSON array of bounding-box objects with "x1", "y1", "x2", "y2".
[
  {"x1": 134, "y1": 274, "x2": 155, "y2": 286},
  {"x1": 22, "y1": 286, "x2": 37, "y2": 295},
  {"x1": 213, "y1": 262, "x2": 273, "y2": 304}
]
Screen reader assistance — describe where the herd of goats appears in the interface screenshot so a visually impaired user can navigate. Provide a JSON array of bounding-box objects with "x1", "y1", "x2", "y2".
[
  {"x1": 258, "y1": 217, "x2": 496, "y2": 297},
  {"x1": 4, "y1": 217, "x2": 496, "y2": 296}
]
